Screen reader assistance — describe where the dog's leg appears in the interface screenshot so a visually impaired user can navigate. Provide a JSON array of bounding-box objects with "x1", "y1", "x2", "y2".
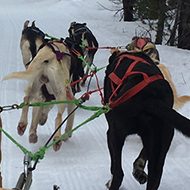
[
  {"x1": 18, "y1": 96, "x2": 29, "y2": 135},
  {"x1": 53, "y1": 94, "x2": 67, "y2": 151},
  {"x1": 132, "y1": 147, "x2": 148, "y2": 184},
  {"x1": 62, "y1": 102, "x2": 76, "y2": 141},
  {"x1": 143, "y1": 120, "x2": 174, "y2": 190},
  {"x1": 28, "y1": 91, "x2": 44, "y2": 143},
  {"x1": 39, "y1": 105, "x2": 53, "y2": 125},
  {"x1": 29, "y1": 106, "x2": 43, "y2": 143},
  {"x1": 105, "y1": 118, "x2": 125, "y2": 190}
]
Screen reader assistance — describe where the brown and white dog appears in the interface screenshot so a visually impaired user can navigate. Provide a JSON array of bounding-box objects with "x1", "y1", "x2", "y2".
[
  {"x1": 3, "y1": 40, "x2": 76, "y2": 151},
  {"x1": 20, "y1": 20, "x2": 45, "y2": 69},
  {"x1": 126, "y1": 36, "x2": 190, "y2": 110}
]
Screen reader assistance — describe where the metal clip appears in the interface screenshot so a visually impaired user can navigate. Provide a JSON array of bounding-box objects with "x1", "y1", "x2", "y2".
[
  {"x1": 13, "y1": 153, "x2": 33, "y2": 190},
  {"x1": 23, "y1": 153, "x2": 31, "y2": 177},
  {"x1": 0, "y1": 104, "x2": 19, "y2": 112}
]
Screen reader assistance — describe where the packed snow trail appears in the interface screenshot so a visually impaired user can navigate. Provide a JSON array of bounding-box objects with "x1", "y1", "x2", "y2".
[{"x1": 1, "y1": 0, "x2": 190, "y2": 189}]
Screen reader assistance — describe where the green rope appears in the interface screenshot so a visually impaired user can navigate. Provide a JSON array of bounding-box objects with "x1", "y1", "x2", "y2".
[
  {"x1": 79, "y1": 38, "x2": 86, "y2": 51},
  {"x1": 0, "y1": 127, "x2": 34, "y2": 158},
  {"x1": 19, "y1": 99, "x2": 82, "y2": 109},
  {"x1": 45, "y1": 33, "x2": 59, "y2": 40},
  {"x1": 78, "y1": 54, "x2": 95, "y2": 72},
  {"x1": 46, "y1": 104, "x2": 111, "y2": 149},
  {"x1": 19, "y1": 99, "x2": 104, "y2": 112},
  {"x1": 44, "y1": 35, "x2": 105, "y2": 74},
  {"x1": 0, "y1": 105, "x2": 111, "y2": 162}
]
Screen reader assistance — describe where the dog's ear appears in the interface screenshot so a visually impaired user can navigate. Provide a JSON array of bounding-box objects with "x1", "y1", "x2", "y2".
[
  {"x1": 32, "y1": 21, "x2": 36, "y2": 27},
  {"x1": 23, "y1": 20, "x2": 29, "y2": 30},
  {"x1": 70, "y1": 22, "x2": 76, "y2": 28}
]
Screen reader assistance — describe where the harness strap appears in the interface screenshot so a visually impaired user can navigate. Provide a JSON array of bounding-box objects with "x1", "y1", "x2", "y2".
[
  {"x1": 108, "y1": 54, "x2": 163, "y2": 108},
  {"x1": 109, "y1": 54, "x2": 151, "y2": 97},
  {"x1": 49, "y1": 42, "x2": 71, "y2": 61},
  {"x1": 109, "y1": 74, "x2": 163, "y2": 108},
  {"x1": 31, "y1": 28, "x2": 45, "y2": 37}
]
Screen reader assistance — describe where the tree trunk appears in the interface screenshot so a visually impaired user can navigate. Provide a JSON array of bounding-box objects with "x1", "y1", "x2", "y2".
[
  {"x1": 178, "y1": 0, "x2": 190, "y2": 50},
  {"x1": 123, "y1": 0, "x2": 134, "y2": 21},
  {"x1": 155, "y1": 0, "x2": 166, "y2": 44},
  {"x1": 166, "y1": 5, "x2": 180, "y2": 46}
]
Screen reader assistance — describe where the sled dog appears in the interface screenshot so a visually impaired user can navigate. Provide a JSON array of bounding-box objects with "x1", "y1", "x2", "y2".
[
  {"x1": 68, "y1": 22, "x2": 99, "y2": 85},
  {"x1": 3, "y1": 40, "x2": 76, "y2": 151}
]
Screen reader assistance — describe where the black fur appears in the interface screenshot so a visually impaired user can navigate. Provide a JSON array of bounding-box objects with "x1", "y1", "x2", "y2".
[
  {"x1": 104, "y1": 51, "x2": 190, "y2": 190},
  {"x1": 68, "y1": 22, "x2": 99, "y2": 85},
  {"x1": 64, "y1": 37, "x2": 84, "y2": 94},
  {"x1": 22, "y1": 23, "x2": 45, "y2": 63}
]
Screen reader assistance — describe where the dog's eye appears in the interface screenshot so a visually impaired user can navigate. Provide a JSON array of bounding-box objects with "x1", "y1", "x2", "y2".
[{"x1": 44, "y1": 60, "x2": 49, "y2": 63}]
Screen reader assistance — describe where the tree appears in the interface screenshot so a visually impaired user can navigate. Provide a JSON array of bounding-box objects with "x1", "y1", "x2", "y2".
[
  {"x1": 178, "y1": 0, "x2": 190, "y2": 50},
  {"x1": 155, "y1": 0, "x2": 167, "y2": 44},
  {"x1": 122, "y1": 0, "x2": 134, "y2": 21},
  {"x1": 112, "y1": 0, "x2": 190, "y2": 49}
]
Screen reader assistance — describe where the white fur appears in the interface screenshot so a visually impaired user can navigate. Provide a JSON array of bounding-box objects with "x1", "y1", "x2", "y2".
[{"x1": 3, "y1": 42, "x2": 75, "y2": 151}]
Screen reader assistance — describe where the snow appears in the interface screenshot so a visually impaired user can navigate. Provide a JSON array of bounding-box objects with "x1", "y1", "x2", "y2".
[{"x1": 1, "y1": 0, "x2": 190, "y2": 189}]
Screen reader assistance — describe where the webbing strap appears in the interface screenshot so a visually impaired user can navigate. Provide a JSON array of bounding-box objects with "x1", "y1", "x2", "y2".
[
  {"x1": 49, "y1": 42, "x2": 71, "y2": 61},
  {"x1": 109, "y1": 74, "x2": 163, "y2": 108},
  {"x1": 108, "y1": 54, "x2": 163, "y2": 108}
]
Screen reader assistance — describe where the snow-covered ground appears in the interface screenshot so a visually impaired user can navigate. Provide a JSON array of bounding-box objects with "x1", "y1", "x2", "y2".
[{"x1": 1, "y1": 0, "x2": 190, "y2": 189}]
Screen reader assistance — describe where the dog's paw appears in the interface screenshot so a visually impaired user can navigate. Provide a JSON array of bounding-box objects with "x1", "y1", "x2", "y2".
[
  {"x1": 39, "y1": 114, "x2": 47, "y2": 125},
  {"x1": 29, "y1": 133, "x2": 38, "y2": 143},
  {"x1": 62, "y1": 132, "x2": 72, "y2": 142},
  {"x1": 132, "y1": 169, "x2": 147, "y2": 184},
  {"x1": 105, "y1": 175, "x2": 113, "y2": 189},
  {"x1": 81, "y1": 79, "x2": 86, "y2": 87},
  {"x1": 17, "y1": 122, "x2": 27, "y2": 135},
  {"x1": 105, "y1": 180, "x2": 112, "y2": 189},
  {"x1": 53, "y1": 136, "x2": 62, "y2": 151}
]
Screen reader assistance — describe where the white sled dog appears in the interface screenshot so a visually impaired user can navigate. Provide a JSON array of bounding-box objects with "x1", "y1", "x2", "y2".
[{"x1": 3, "y1": 41, "x2": 76, "y2": 151}]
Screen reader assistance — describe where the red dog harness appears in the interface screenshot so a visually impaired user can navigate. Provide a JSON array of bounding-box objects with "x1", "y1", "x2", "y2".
[{"x1": 108, "y1": 54, "x2": 163, "y2": 108}]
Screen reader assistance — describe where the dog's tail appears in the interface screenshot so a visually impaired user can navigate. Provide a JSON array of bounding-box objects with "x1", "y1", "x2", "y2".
[
  {"x1": 158, "y1": 64, "x2": 190, "y2": 111},
  {"x1": 173, "y1": 95, "x2": 190, "y2": 110},
  {"x1": 146, "y1": 99, "x2": 190, "y2": 138},
  {"x1": 3, "y1": 70, "x2": 35, "y2": 81}
]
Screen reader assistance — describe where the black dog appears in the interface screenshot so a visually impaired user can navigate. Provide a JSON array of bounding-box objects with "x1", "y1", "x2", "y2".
[
  {"x1": 64, "y1": 37, "x2": 84, "y2": 94},
  {"x1": 104, "y1": 49, "x2": 190, "y2": 190},
  {"x1": 68, "y1": 22, "x2": 99, "y2": 86},
  {"x1": 20, "y1": 20, "x2": 45, "y2": 69}
]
